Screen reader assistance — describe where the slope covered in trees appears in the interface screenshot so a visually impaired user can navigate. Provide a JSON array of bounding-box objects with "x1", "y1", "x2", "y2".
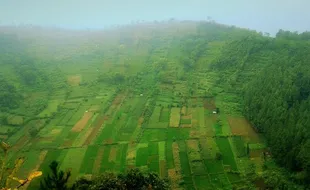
[{"x1": 211, "y1": 31, "x2": 310, "y2": 185}]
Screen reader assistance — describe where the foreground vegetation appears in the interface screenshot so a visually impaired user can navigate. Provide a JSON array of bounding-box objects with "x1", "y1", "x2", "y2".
[{"x1": 0, "y1": 21, "x2": 309, "y2": 189}]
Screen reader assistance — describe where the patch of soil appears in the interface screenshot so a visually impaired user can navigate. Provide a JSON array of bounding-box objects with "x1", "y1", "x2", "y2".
[
  {"x1": 159, "y1": 160, "x2": 166, "y2": 178},
  {"x1": 92, "y1": 148, "x2": 104, "y2": 174},
  {"x1": 67, "y1": 75, "x2": 81, "y2": 86},
  {"x1": 250, "y1": 149, "x2": 264, "y2": 158},
  {"x1": 138, "y1": 117, "x2": 144, "y2": 125},
  {"x1": 13, "y1": 135, "x2": 29, "y2": 150},
  {"x1": 172, "y1": 143, "x2": 181, "y2": 172},
  {"x1": 61, "y1": 140, "x2": 74, "y2": 148},
  {"x1": 0, "y1": 135, "x2": 8, "y2": 140},
  {"x1": 189, "y1": 131, "x2": 200, "y2": 138},
  {"x1": 186, "y1": 140, "x2": 200, "y2": 151},
  {"x1": 180, "y1": 124, "x2": 192, "y2": 128},
  {"x1": 71, "y1": 112, "x2": 93, "y2": 132},
  {"x1": 105, "y1": 138, "x2": 113, "y2": 144},
  {"x1": 203, "y1": 98, "x2": 216, "y2": 110},
  {"x1": 109, "y1": 146, "x2": 117, "y2": 162},
  {"x1": 83, "y1": 115, "x2": 107, "y2": 146}
]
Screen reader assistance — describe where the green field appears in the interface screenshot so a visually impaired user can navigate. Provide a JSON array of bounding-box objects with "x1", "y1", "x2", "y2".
[{"x1": 0, "y1": 21, "x2": 269, "y2": 190}]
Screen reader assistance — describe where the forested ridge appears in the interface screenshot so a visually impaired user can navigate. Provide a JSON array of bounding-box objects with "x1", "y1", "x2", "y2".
[
  {"x1": 212, "y1": 31, "x2": 310, "y2": 185},
  {"x1": 1, "y1": 21, "x2": 310, "y2": 189}
]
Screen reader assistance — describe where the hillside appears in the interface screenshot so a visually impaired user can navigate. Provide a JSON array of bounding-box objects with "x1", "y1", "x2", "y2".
[{"x1": 0, "y1": 21, "x2": 309, "y2": 189}]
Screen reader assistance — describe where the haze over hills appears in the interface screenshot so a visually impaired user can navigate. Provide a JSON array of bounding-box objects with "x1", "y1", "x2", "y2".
[{"x1": 0, "y1": 20, "x2": 310, "y2": 189}]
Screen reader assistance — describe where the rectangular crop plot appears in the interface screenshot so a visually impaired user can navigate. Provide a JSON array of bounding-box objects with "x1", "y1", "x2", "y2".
[
  {"x1": 159, "y1": 108, "x2": 170, "y2": 122},
  {"x1": 193, "y1": 175, "x2": 212, "y2": 190},
  {"x1": 215, "y1": 138, "x2": 238, "y2": 171},
  {"x1": 210, "y1": 173, "x2": 231, "y2": 189},
  {"x1": 166, "y1": 141, "x2": 174, "y2": 169},
  {"x1": 148, "y1": 155, "x2": 159, "y2": 173},
  {"x1": 79, "y1": 146, "x2": 99, "y2": 174},
  {"x1": 58, "y1": 110, "x2": 75, "y2": 126},
  {"x1": 169, "y1": 108, "x2": 180, "y2": 127},
  {"x1": 204, "y1": 159, "x2": 225, "y2": 173},
  {"x1": 228, "y1": 117, "x2": 260, "y2": 143},
  {"x1": 232, "y1": 136, "x2": 247, "y2": 157},
  {"x1": 149, "y1": 106, "x2": 161, "y2": 123},
  {"x1": 147, "y1": 122, "x2": 168, "y2": 129},
  {"x1": 178, "y1": 141, "x2": 191, "y2": 177},
  {"x1": 28, "y1": 149, "x2": 63, "y2": 189},
  {"x1": 159, "y1": 160, "x2": 167, "y2": 178},
  {"x1": 60, "y1": 147, "x2": 87, "y2": 182},
  {"x1": 38, "y1": 100, "x2": 59, "y2": 117},
  {"x1": 140, "y1": 129, "x2": 167, "y2": 142},
  {"x1": 199, "y1": 138, "x2": 219, "y2": 160},
  {"x1": 167, "y1": 128, "x2": 190, "y2": 141},
  {"x1": 158, "y1": 141, "x2": 165, "y2": 161},
  {"x1": 136, "y1": 147, "x2": 149, "y2": 167}
]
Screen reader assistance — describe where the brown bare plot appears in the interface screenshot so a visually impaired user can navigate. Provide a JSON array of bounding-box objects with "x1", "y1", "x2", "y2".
[
  {"x1": 76, "y1": 127, "x2": 93, "y2": 147},
  {"x1": 67, "y1": 75, "x2": 81, "y2": 86},
  {"x1": 228, "y1": 117, "x2": 260, "y2": 143},
  {"x1": 168, "y1": 169, "x2": 182, "y2": 190},
  {"x1": 189, "y1": 130, "x2": 200, "y2": 138},
  {"x1": 169, "y1": 108, "x2": 180, "y2": 127},
  {"x1": 12, "y1": 135, "x2": 29, "y2": 151},
  {"x1": 172, "y1": 142, "x2": 182, "y2": 186},
  {"x1": 0, "y1": 135, "x2": 8, "y2": 140},
  {"x1": 159, "y1": 160, "x2": 166, "y2": 178},
  {"x1": 71, "y1": 112, "x2": 93, "y2": 132},
  {"x1": 186, "y1": 140, "x2": 200, "y2": 152},
  {"x1": 93, "y1": 147, "x2": 104, "y2": 174},
  {"x1": 83, "y1": 115, "x2": 107, "y2": 146},
  {"x1": 204, "y1": 98, "x2": 216, "y2": 110},
  {"x1": 109, "y1": 146, "x2": 118, "y2": 162}
]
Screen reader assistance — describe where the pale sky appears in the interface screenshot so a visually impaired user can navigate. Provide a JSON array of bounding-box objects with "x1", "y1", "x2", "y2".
[{"x1": 0, "y1": 0, "x2": 309, "y2": 34}]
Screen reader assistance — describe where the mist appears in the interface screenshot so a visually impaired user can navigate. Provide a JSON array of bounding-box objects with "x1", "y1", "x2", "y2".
[{"x1": 1, "y1": 0, "x2": 310, "y2": 35}]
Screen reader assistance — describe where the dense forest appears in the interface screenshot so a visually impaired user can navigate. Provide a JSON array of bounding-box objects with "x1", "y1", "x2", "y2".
[
  {"x1": 1, "y1": 21, "x2": 310, "y2": 189},
  {"x1": 211, "y1": 31, "x2": 310, "y2": 184}
]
